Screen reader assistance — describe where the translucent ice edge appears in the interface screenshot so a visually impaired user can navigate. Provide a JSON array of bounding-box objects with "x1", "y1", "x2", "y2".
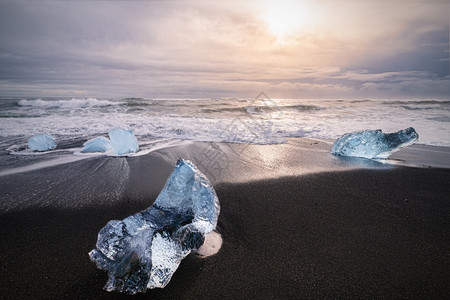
[
  {"x1": 27, "y1": 134, "x2": 57, "y2": 152},
  {"x1": 76, "y1": 139, "x2": 193, "y2": 157},
  {"x1": 89, "y1": 159, "x2": 220, "y2": 294},
  {"x1": 331, "y1": 127, "x2": 419, "y2": 159},
  {"x1": 195, "y1": 231, "x2": 223, "y2": 257},
  {"x1": 109, "y1": 128, "x2": 139, "y2": 155}
]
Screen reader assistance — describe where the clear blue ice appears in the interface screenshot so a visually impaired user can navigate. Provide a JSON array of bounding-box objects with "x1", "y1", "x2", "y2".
[
  {"x1": 81, "y1": 136, "x2": 112, "y2": 153},
  {"x1": 109, "y1": 128, "x2": 139, "y2": 155},
  {"x1": 27, "y1": 134, "x2": 57, "y2": 152},
  {"x1": 89, "y1": 159, "x2": 220, "y2": 294},
  {"x1": 331, "y1": 127, "x2": 419, "y2": 159},
  {"x1": 80, "y1": 128, "x2": 138, "y2": 154}
]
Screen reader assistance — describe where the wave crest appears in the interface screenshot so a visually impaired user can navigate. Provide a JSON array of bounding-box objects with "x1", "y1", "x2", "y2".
[{"x1": 18, "y1": 98, "x2": 125, "y2": 109}]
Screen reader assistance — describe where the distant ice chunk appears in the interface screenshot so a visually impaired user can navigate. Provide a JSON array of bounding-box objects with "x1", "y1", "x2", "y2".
[
  {"x1": 109, "y1": 128, "x2": 139, "y2": 155},
  {"x1": 332, "y1": 127, "x2": 419, "y2": 159},
  {"x1": 27, "y1": 134, "x2": 57, "y2": 152},
  {"x1": 89, "y1": 159, "x2": 220, "y2": 294},
  {"x1": 81, "y1": 136, "x2": 112, "y2": 153}
]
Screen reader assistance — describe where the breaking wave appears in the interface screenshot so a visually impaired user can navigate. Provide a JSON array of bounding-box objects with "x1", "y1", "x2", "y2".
[
  {"x1": 18, "y1": 98, "x2": 125, "y2": 109},
  {"x1": 1, "y1": 97, "x2": 449, "y2": 146},
  {"x1": 201, "y1": 104, "x2": 322, "y2": 115},
  {"x1": 382, "y1": 100, "x2": 450, "y2": 111},
  {"x1": 402, "y1": 104, "x2": 449, "y2": 111}
]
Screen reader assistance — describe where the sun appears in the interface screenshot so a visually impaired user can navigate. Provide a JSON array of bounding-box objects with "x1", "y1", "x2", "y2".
[{"x1": 264, "y1": 0, "x2": 313, "y2": 39}]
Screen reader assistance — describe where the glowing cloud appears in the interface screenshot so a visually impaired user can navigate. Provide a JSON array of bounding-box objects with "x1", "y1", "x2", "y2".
[{"x1": 263, "y1": 0, "x2": 316, "y2": 40}]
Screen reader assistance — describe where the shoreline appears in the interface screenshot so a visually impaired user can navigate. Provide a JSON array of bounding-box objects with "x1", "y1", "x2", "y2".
[
  {"x1": 0, "y1": 139, "x2": 449, "y2": 298},
  {"x1": 2, "y1": 137, "x2": 450, "y2": 185}
]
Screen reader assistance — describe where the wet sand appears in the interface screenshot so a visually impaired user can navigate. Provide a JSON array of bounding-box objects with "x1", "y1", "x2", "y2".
[{"x1": 0, "y1": 139, "x2": 449, "y2": 299}]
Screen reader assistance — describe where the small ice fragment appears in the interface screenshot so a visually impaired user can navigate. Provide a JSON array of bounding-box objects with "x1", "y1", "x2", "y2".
[
  {"x1": 108, "y1": 128, "x2": 139, "y2": 155},
  {"x1": 27, "y1": 134, "x2": 57, "y2": 152},
  {"x1": 89, "y1": 159, "x2": 220, "y2": 294},
  {"x1": 331, "y1": 127, "x2": 419, "y2": 159},
  {"x1": 81, "y1": 136, "x2": 112, "y2": 153},
  {"x1": 195, "y1": 231, "x2": 223, "y2": 257}
]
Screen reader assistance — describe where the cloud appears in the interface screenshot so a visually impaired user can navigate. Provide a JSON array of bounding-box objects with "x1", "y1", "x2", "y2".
[
  {"x1": 0, "y1": 0, "x2": 448, "y2": 99},
  {"x1": 359, "y1": 76, "x2": 450, "y2": 99}
]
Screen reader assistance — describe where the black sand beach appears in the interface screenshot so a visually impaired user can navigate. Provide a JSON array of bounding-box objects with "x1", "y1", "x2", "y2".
[{"x1": 0, "y1": 138, "x2": 449, "y2": 299}]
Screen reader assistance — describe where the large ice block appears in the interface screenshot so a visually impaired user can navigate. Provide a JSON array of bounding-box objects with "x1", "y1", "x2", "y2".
[
  {"x1": 109, "y1": 128, "x2": 139, "y2": 155},
  {"x1": 27, "y1": 134, "x2": 57, "y2": 151},
  {"x1": 81, "y1": 136, "x2": 112, "y2": 153},
  {"x1": 331, "y1": 127, "x2": 419, "y2": 159},
  {"x1": 89, "y1": 159, "x2": 220, "y2": 294}
]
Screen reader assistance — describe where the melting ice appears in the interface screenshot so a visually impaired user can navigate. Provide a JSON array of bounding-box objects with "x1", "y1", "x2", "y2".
[
  {"x1": 89, "y1": 159, "x2": 220, "y2": 294},
  {"x1": 109, "y1": 128, "x2": 139, "y2": 155},
  {"x1": 80, "y1": 129, "x2": 138, "y2": 155},
  {"x1": 81, "y1": 136, "x2": 112, "y2": 153},
  {"x1": 27, "y1": 134, "x2": 57, "y2": 152},
  {"x1": 331, "y1": 127, "x2": 419, "y2": 159}
]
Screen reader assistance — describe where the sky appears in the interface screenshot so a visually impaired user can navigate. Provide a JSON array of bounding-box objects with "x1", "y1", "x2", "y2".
[{"x1": 0, "y1": 0, "x2": 449, "y2": 99}]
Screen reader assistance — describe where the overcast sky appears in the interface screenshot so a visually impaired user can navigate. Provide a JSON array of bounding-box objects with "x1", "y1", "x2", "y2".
[{"x1": 0, "y1": 0, "x2": 449, "y2": 99}]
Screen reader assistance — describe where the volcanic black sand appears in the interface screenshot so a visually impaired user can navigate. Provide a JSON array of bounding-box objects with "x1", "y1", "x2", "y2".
[{"x1": 0, "y1": 139, "x2": 449, "y2": 299}]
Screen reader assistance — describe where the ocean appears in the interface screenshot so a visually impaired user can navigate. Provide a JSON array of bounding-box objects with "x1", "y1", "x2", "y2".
[{"x1": 0, "y1": 97, "x2": 449, "y2": 160}]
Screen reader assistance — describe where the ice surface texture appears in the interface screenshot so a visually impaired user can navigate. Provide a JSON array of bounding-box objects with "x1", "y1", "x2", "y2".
[
  {"x1": 27, "y1": 134, "x2": 57, "y2": 151},
  {"x1": 89, "y1": 159, "x2": 220, "y2": 294},
  {"x1": 80, "y1": 129, "x2": 138, "y2": 154},
  {"x1": 109, "y1": 128, "x2": 139, "y2": 155},
  {"x1": 81, "y1": 136, "x2": 112, "y2": 153},
  {"x1": 332, "y1": 127, "x2": 419, "y2": 159}
]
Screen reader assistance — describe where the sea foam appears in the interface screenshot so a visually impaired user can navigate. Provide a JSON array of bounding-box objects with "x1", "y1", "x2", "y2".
[
  {"x1": 18, "y1": 98, "x2": 124, "y2": 109},
  {"x1": 1, "y1": 98, "x2": 449, "y2": 146}
]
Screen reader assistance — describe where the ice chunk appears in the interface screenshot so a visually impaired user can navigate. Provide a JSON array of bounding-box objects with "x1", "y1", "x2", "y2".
[
  {"x1": 27, "y1": 134, "x2": 57, "y2": 152},
  {"x1": 332, "y1": 127, "x2": 419, "y2": 159},
  {"x1": 89, "y1": 159, "x2": 220, "y2": 294},
  {"x1": 109, "y1": 128, "x2": 139, "y2": 155},
  {"x1": 81, "y1": 136, "x2": 112, "y2": 153}
]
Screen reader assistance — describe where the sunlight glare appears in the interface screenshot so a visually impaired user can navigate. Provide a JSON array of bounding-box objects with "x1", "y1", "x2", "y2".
[{"x1": 264, "y1": 0, "x2": 313, "y2": 39}]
